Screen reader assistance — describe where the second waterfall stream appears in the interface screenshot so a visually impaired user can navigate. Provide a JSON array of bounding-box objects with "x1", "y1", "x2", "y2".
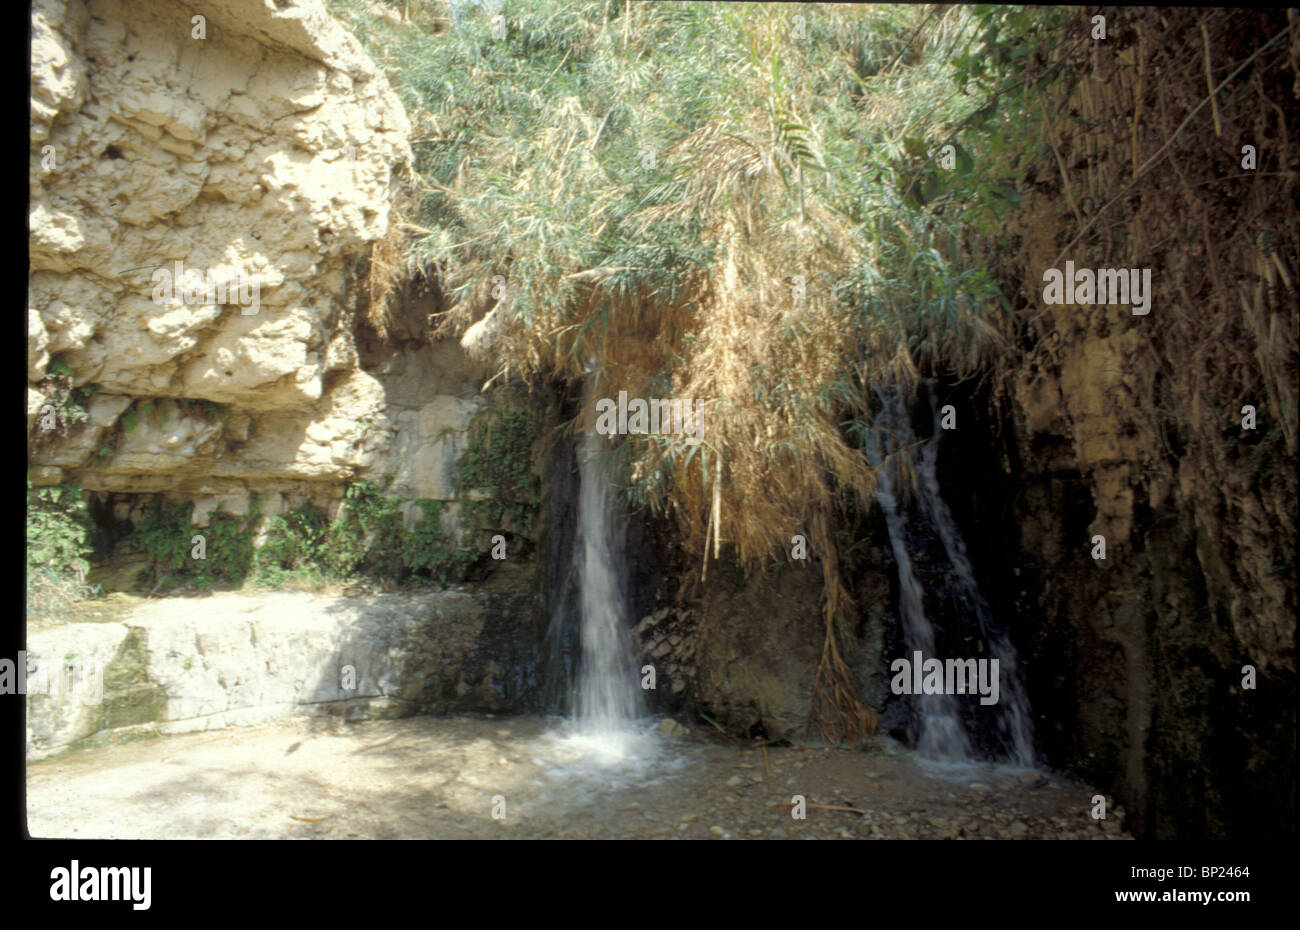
[{"x1": 868, "y1": 384, "x2": 1036, "y2": 767}]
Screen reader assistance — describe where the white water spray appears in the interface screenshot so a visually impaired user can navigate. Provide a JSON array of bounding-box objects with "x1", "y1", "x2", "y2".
[
  {"x1": 573, "y1": 425, "x2": 645, "y2": 743},
  {"x1": 536, "y1": 394, "x2": 661, "y2": 778},
  {"x1": 867, "y1": 395, "x2": 972, "y2": 762},
  {"x1": 914, "y1": 385, "x2": 1035, "y2": 766}
]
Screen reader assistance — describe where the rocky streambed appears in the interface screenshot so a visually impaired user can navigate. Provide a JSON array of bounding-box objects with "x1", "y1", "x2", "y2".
[{"x1": 27, "y1": 714, "x2": 1130, "y2": 840}]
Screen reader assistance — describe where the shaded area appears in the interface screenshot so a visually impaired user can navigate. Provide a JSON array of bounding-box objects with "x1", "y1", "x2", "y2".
[{"x1": 27, "y1": 716, "x2": 1130, "y2": 840}]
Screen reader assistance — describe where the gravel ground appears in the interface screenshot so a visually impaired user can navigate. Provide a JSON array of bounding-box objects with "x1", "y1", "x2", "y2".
[{"x1": 26, "y1": 715, "x2": 1131, "y2": 840}]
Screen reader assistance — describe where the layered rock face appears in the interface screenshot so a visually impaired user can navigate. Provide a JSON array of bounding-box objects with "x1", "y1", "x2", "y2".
[
  {"x1": 27, "y1": 0, "x2": 485, "y2": 525},
  {"x1": 26, "y1": 590, "x2": 543, "y2": 760}
]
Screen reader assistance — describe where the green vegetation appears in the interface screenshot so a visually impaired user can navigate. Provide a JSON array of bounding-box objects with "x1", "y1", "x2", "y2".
[
  {"x1": 457, "y1": 403, "x2": 541, "y2": 533},
  {"x1": 328, "y1": 0, "x2": 1065, "y2": 570},
  {"x1": 92, "y1": 439, "x2": 117, "y2": 468},
  {"x1": 34, "y1": 359, "x2": 99, "y2": 436},
  {"x1": 30, "y1": 473, "x2": 493, "y2": 601},
  {"x1": 255, "y1": 504, "x2": 329, "y2": 588},
  {"x1": 255, "y1": 485, "x2": 479, "y2": 587},
  {"x1": 26, "y1": 480, "x2": 99, "y2": 623},
  {"x1": 27, "y1": 482, "x2": 93, "y2": 579},
  {"x1": 101, "y1": 398, "x2": 228, "y2": 461},
  {"x1": 401, "y1": 499, "x2": 479, "y2": 582},
  {"x1": 126, "y1": 499, "x2": 257, "y2": 591},
  {"x1": 323, "y1": 0, "x2": 1077, "y2": 740}
]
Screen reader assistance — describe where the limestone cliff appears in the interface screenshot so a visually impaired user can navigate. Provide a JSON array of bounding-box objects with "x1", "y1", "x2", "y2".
[{"x1": 27, "y1": 0, "x2": 489, "y2": 530}]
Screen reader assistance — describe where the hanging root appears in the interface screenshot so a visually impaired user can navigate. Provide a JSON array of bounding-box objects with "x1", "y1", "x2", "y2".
[
  {"x1": 807, "y1": 610, "x2": 878, "y2": 744},
  {"x1": 805, "y1": 519, "x2": 878, "y2": 743},
  {"x1": 366, "y1": 221, "x2": 405, "y2": 343}
]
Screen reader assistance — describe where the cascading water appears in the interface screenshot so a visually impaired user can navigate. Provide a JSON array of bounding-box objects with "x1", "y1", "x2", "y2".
[
  {"x1": 913, "y1": 384, "x2": 1035, "y2": 766},
  {"x1": 867, "y1": 396, "x2": 972, "y2": 762},
  {"x1": 537, "y1": 384, "x2": 660, "y2": 778},
  {"x1": 869, "y1": 383, "x2": 1035, "y2": 767},
  {"x1": 571, "y1": 425, "x2": 645, "y2": 748}
]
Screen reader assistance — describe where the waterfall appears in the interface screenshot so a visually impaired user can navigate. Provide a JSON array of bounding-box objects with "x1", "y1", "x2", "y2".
[
  {"x1": 868, "y1": 383, "x2": 1035, "y2": 766},
  {"x1": 536, "y1": 387, "x2": 656, "y2": 777},
  {"x1": 573, "y1": 424, "x2": 644, "y2": 740},
  {"x1": 867, "y1": 390, "x2": 972, "y2": 762},
  {"x1": 913, "y1": 384, "x2": 1035, "y2": 766}
]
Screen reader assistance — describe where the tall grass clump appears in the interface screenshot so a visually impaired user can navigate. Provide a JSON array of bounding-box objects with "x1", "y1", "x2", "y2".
[{"x1": 330, "y1": 0, "x2": 1069, "y2": 737}]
